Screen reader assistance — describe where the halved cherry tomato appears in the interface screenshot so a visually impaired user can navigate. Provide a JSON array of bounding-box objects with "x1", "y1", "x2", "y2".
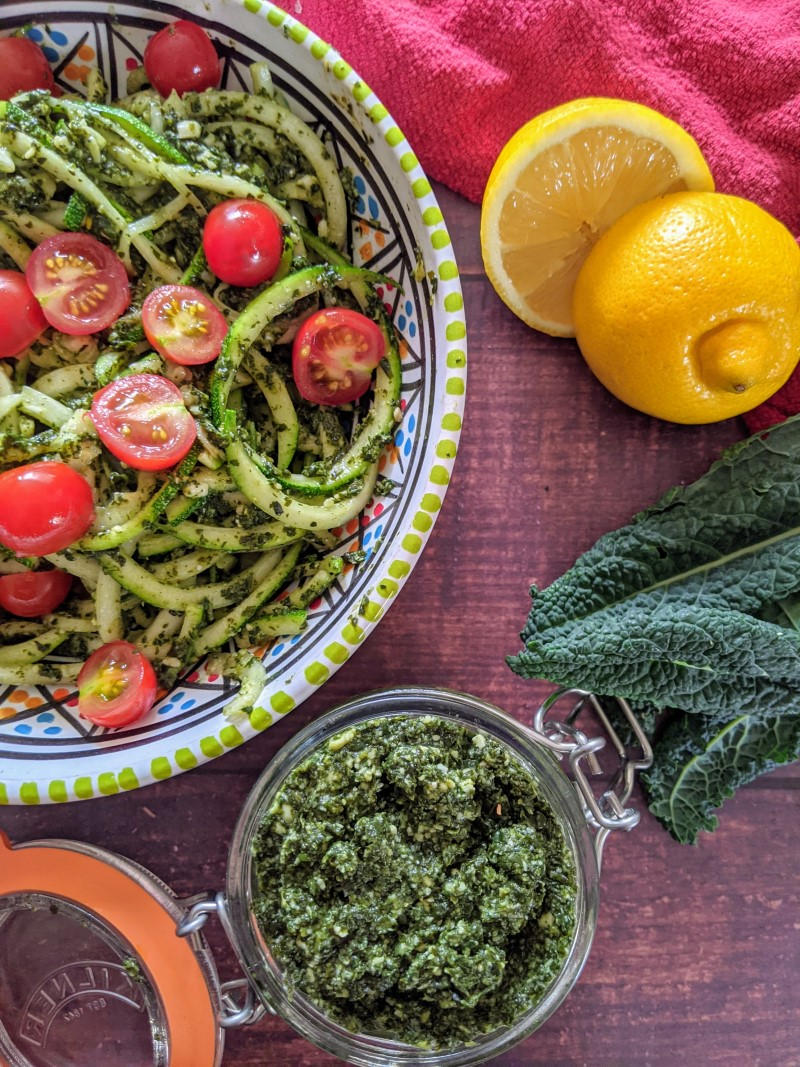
[
  {"x1": 143, "y1": 20, "x2": 220, "y2": 97},
  {"x1": 292, "y1": 307, "x2": 387, "y2": 406},
  {"x1": 0, "y1": 569, "x2": 72, "y2": 617},
  {"x1": 26, "y1": 232, "x2": 130, "y2": 336},
  {"x1": 0, "y1": 270, "x2": 47, "y2": 358},
  {"x1": 0, "y1": 461, "x2": 94, "y2": 556},
  {"x1": 0, "y1": 37, "x2": 55, "y2": 99},
  {"x1": 77, "y1": 640, "x2": 157, "y2": 728},
  {"x1": 90, "y1": 373, "x2": 197, "y2": 471},
  {"x1": 202, "y1": 199, "x2": 284, "y2": 287},
  {"x1": 142, "y1": 284, "x2": 228, "y2": 365}
]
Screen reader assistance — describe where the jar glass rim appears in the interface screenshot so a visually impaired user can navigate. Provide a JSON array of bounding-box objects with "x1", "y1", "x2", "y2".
[{"x1": 224, "y1": 686, "x2": 600, "y2": 1066}]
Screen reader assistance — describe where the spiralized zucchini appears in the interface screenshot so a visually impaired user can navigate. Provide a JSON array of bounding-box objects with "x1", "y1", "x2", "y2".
[{"x1": 0, "y1": 63, "x2": 402, "y2": 708}]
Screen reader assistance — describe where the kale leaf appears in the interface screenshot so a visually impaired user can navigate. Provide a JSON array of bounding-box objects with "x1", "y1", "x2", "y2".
[
  {"x1": 643, "y1": 709, "x2": 800, "y2": 843},
  {"x1": 508, "y1": 415, "x2": 800, "y2": 843}
]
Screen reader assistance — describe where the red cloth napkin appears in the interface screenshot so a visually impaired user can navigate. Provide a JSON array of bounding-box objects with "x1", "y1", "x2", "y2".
[{"x1": 284, "y1": 0, "x2": 800, "y2": 430}]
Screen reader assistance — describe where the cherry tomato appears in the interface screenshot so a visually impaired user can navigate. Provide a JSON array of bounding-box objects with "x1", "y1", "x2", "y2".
[
  {"x1": 0, "y1": 569, "x2": 72, "y2": 617},
  {"x1": 26, "y1": 232, "x2": 130, "y2": 336},
  {"x1": 77, "y1": 640, "x2": 158, "y2": 728},
  {"x1": 0, "y1": 37, "x2": 55, "y2": 100},
  {"x1": 142, "y1": 284, "x2": 228, "y2": 365},
  {"x1": 143, "y1": 20, "x2": 220, "y2": 97},
  {"x1": 0, "y1": 461, "x2": 94, "y2": 555},
  {"x1": 292, "y1": 307, "x2": 387, "y2": 406},
  {"x1": 202, "y1": 199, "x2": 284, "y2": 287},
  {"x1": 0, "y1": 270, "x2": 47, "y2": 358},
  {"x1": 90, "y1": 373, "x2": 197, "y2": 471}
]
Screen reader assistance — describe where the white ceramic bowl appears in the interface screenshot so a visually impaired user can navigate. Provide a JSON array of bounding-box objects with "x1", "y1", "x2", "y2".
[{"x1": 0, "y1": 0, "x2": 467, "y2": 804}]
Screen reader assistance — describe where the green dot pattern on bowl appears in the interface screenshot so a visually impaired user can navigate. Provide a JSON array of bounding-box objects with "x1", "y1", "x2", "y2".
[
  {"x1": 49, "y1": 780, "x2": 68, "y2": 803},
  {"x1": 220, "y1": 726, "x2": 245, "y2": 748},
  {"x1": 151, "y1": 758, "x2": 171, "y2": 781},
  {"x1": 270, "y1": 691, "x2": 296, "y2": 715},
  {"x1": 74, "y1": 778, "x2": 93, "y2": 801},
  {"x1": 0, "y1": 0, "x2": 465, "y2": 805},
  {"x1": 402, "y1": 533, "x2": 423, "y2": 554},
  {"x1": 98, "y1": 772, "x2": 119, "y2": 796},
  {"x1": 250, "y1": 706, "x2": 274, "y2": 731},
  {"x1": 118, "y1": 768, "x2": 139, "y2": 791},
  {"x1": 377, "y1": 578, "x2": 398, "y2": 598},
  {"x1": 342, "y1": 622, "x2": 366, "y2": 645},
  {"x1": 305, "y1": 662, "x2": 330, "y2": 686},
  {"x1": 175, "y1": 748, "x2": 198, "y2": 771},
  {"x1": 201, "y1": 737, "x2": 224, "y2": 759},
  {"x1": 361, "y1": 600, "x2": 383, "y2": 622}
]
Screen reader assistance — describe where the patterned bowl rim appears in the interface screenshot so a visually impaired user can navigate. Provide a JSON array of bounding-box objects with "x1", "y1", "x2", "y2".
[{"x1": 0, "y1": 0, "x2": 467, "y2": 805}]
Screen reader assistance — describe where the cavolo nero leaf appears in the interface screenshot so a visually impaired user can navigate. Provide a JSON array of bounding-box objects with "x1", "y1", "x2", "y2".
[
  {"x1": 508, "y1": 414, "x2": 800, "y2": 842},
  {"x1": 643, "y1": 708, "x2": 800, "y2": 844},
  {"x1": 513, "y1": 602, "x2": 800, "y2": 717}
]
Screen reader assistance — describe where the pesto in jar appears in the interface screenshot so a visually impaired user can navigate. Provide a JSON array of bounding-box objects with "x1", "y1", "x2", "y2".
[{"x1": 251, "y1": 715, "x2": 576, "y2": 1049}]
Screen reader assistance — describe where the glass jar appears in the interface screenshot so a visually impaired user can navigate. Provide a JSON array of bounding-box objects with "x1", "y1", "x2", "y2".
[
  {"x1": 219, "y1": 686, "x2": 612, "y2": 1065},
  {"x1": 0, "y1": 686, "x2": 649, "y2": 1067}
]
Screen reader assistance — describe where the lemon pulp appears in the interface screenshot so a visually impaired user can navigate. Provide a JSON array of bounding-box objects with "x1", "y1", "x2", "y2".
[{"x1": 481, "y1": 99, "x2": 714, "y2": 336}]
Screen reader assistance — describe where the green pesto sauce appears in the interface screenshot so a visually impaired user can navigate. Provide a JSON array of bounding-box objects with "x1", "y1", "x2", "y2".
[{"x1": 252, "y1": 715, "x2": 576, "y2": 1049}]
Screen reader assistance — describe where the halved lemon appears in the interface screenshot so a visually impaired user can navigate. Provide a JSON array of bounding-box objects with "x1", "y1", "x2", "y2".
[{"x1": 480, "y1": 98, "x2": 714, "y2": 336}]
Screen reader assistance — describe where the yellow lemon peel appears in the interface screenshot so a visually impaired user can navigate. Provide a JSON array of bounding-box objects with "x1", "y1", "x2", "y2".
[
  {"x1": 573, "y1": 191, "x2": 800, "y2": 423},
  {"x1": 480, "y1": 97, "x2": 714, "y2": 336}
]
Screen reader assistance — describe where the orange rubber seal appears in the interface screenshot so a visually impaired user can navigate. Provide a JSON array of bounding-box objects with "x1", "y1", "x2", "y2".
[{"x1": 0, "y1": 832, "x2": 219, "y2": 1067}]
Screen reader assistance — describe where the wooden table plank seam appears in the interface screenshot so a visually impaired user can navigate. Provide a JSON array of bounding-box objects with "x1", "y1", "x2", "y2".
[{"x1": 1, "y1": 186, "x2": 798, "y2": 1066}]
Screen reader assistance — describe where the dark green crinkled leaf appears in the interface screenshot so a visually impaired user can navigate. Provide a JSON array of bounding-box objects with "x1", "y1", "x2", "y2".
[
  {"x1": 643, "y1": 709, "x2": 800, "y2": 843},
  {"x1": 512, "y1": 602, "x2": 800, "y2": 716},
  {"x1": 508, "y1": 415, "x2": 800, "y2": 842},
  {"x1": 520, "y1": 416, "x2": 800, "y2": 640}
]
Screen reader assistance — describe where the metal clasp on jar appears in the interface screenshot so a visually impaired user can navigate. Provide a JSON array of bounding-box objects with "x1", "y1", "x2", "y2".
[
  {"x1": 530, "y1": 689, "x2": 653, "y2": 870},
  {"x1": 177, "y1": 892, "x2": 269, "y2": 1029}
]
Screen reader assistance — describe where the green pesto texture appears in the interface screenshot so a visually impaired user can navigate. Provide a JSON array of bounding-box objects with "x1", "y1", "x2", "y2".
[{"x1": 252, "y1": 715, "x2": 576, "y2": 1048}]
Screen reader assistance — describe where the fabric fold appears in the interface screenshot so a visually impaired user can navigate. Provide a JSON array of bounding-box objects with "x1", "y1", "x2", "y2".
[{"x1": 282, "y1": 0, "x2": 800, "y2": 428}]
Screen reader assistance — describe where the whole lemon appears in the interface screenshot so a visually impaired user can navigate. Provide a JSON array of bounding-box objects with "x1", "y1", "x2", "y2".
[{"x1": 572, "y1": 191, "x2": 800, "y2": 423}]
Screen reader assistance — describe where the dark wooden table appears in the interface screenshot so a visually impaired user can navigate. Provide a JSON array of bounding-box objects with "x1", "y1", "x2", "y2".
[{"x1": 2, "y1": 184, "x2": 799, "y2": 1066}]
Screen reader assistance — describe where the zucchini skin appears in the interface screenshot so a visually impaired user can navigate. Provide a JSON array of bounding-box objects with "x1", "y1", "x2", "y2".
[
  {"x1": 227, "y1": 440, "x2": 379, "y2": 531},
  {"x1": 0, "y1": 83, "x2": 404, "y2": 692},
  {"x1": 209, "y1": 262, "x2": 391, "y2": 431},
  {"x1": 79, "y1": 449, "x2": 200, "y2": 552}
]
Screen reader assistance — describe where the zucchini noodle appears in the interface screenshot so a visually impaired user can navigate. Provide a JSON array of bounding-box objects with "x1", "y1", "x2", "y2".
[{"x1": 0, "y1": 61, "x2": 402, "y2": 709}]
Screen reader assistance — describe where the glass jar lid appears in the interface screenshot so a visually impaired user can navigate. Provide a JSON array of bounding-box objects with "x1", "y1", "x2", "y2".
[
  {"x1": 0, "y1": 687, "x2": 651, "y2": 1067},
  {"x1": 0, "y1": 833, "x2": 223, "y2": 1067}
]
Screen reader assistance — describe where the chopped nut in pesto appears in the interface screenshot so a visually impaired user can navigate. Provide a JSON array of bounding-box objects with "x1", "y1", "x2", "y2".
[{"x1": 252, "y1": 715, "x2": 576, "y2": 1049}]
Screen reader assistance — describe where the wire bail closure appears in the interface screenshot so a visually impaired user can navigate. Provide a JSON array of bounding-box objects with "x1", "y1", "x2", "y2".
[
  {"x1": 530, "y1": 689, "x2": 653, "y2": 870},
  {"x1": 177, "y1": 892, "x2": 270, "y2": 1029}
]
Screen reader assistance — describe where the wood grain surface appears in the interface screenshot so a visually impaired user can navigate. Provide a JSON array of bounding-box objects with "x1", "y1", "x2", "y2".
[{"x1": 2, "y1": 184, "x2": 799, "y2": 1067}]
